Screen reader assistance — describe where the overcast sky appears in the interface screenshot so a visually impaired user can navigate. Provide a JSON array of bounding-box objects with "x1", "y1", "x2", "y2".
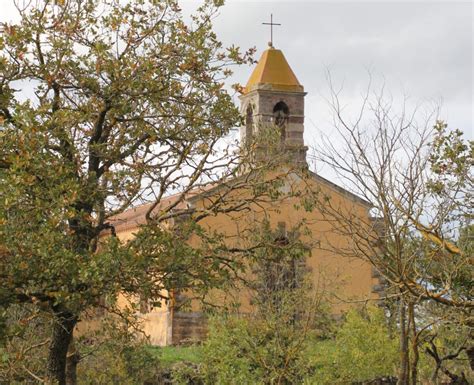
[
  {"x1": 2, "y1": 1, "x2": 472, "y2": 148},
  {"x1": 209, "y1": 2, "x2": 472, "y2": 129},
  {"x1": 195, "y1": 0, "x2": 472, "y2": 175}
]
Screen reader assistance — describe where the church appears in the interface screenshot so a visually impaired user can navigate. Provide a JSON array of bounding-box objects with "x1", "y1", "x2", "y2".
[{"x1": 109, "y1": 44, "x2": 380, "y2": 346}]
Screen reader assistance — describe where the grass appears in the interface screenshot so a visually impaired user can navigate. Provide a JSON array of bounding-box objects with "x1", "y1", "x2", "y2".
[{"x1": 147, "y1": 344, "x2": 203, "y2": 367}]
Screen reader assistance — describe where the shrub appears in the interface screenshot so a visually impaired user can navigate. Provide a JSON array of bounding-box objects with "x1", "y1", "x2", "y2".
[
  {"x1": 307, "y1": 306, "x2": 398, "y2": 384},
  {"x1": 77, "y1": 319, "x2": 160, "y2": 385},
  {"x1": 199, "y1": 315, "x2": 316, "y2": 385}
]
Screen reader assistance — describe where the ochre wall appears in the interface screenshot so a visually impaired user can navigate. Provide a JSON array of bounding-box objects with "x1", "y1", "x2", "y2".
[
  {"x1": 185, "y1": 170, "x2": 378, "y2": 316},
  {"x1": 115, "y1": 229, "x2": 173, "y2": 346},
  {"x1": 78, "y1": 228, "x2": 173, "y2": 346},
  {"x1": 95, "y1": 169, "x2": 378, "y2": 345}
]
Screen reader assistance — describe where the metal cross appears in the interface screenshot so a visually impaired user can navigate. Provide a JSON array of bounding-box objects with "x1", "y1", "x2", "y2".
[{"x1": 262, "y1": 14, "x2": 281, "y2": 47}]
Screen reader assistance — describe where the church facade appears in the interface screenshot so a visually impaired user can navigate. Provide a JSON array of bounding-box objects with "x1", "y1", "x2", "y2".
[{"x1": 110, "y1": 46, "x2": 380, "y2": 346}]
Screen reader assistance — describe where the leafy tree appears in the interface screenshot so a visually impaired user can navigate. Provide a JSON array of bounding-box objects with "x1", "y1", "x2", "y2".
[
  {"x1": 0, "y1": 306, "x2": 161, "y2": 385},
  {"x1": 311, "y1": 78, "x2": 473, "y2": 384},
  {"x1": 0, "y1": 0, "x2": 271, "y2": 383}
]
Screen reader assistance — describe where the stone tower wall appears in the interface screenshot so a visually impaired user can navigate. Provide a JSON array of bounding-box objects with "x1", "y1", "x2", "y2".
[{"x1": 239, "y1": 88, "x2": 308, "y2": 165}]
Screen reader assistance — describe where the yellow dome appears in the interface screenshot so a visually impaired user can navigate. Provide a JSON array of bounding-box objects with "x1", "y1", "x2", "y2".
[{"x1": 245, "y1": 47, "x2": 303, "y2": 93}]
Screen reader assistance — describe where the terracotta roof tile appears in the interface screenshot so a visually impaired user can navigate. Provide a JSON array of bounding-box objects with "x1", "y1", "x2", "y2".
[{"x1": 107, "y1": 184, "x2": 218, "y2": 234}]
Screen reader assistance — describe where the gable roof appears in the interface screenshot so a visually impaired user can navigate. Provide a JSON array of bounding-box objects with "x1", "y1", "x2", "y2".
[
  {"x1": 108, "y1": 169, "x2": 371, "y2": 235},
  {"x1": 107, "y1": 194, "x2": 180, "y2": 234},
  {"x1": 308, "y1": 170, "x2": 371, "y2": 207}
]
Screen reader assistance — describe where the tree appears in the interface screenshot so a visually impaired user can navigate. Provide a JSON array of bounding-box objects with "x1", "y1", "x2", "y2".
[
  {"x1": 309, "y1": 77, "x2": 473, "y2": 384},
  {"x1": 196, "y1": 221, "x2": 330, "y2": 385},
  {"x1": 0, "y1": 1, "x2": 280, "y2": 383}
]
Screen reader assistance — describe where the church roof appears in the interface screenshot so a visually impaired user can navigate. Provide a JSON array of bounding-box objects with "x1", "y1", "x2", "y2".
[
  {"x1": 106, "y1": 184, "x2": 218, "y2": 233},
  {"x1": 106, "y1": 194, "x2": 182, "y2": 233},
  {"x1": 245, "y1": 47, "x2": 304, "y2": 93},
  {"x1": 108, "y1": 171, "x2": 371, "y2": 235}
]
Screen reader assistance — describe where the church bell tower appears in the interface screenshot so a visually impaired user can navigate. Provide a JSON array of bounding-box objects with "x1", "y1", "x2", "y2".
[{"x1": 239, "y1": 45, "x2": 308, "y2": 166}]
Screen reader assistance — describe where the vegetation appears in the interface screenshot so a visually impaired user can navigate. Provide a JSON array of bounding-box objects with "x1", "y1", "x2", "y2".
[
  {"x1": 168, "y1": 224, "x2": 402, "y2": 385},
  {"x1": 149, "y1": 345, "x2": 203, "y2": 367},
  {"x1": 194, "y1": 222, "x2": 321, "y2": 385},
  {"x1": 166, "y1": 306, "x2": 401, "y2": 385},
  {"x1": 163, "y1": 304, "x2": 472, "y2": 385},
  {"x1": 0, "y1": 1, "x2": 471, "y2": 384},
  {"x1": 308, "y1": 307, "x2": 399, "y2": 384},
  {"x1": 75, "y1": 320, "x2": 160, "y2": 385},
  {"x1": 311, "y1": 77, "x2": 473, "y2": 384},
  {"x1": 0, "y1": 0, "x2": 271, "y2": 383}
]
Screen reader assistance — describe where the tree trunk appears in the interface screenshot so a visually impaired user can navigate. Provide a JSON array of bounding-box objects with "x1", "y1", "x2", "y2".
[
  {"x1": 408, "y1": 302, "x2": 418, "y2": 385},
  {"x1": 398, "y1": 300, "x2": 410, "y2": 385},
  {"x1": 467, "y1": 346, "x2": 474, "y2": 370},
  {"x1": 66, "y1": 338, "x2": 80, "y2": 385},
  {"x1": 47, "y1": 308, "x2": 77, "y2": 385}
]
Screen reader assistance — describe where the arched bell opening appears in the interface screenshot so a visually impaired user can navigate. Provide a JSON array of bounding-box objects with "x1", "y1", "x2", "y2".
[
  {"x1": 273, "y1": 101, "x2": 289, "y2": 143},
  {"x1": 245, "y1": 104, "x2": 254, "y2": 145}
]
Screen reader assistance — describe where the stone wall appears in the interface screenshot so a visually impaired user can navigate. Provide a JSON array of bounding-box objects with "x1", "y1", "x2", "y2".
[{"x1": 171, "y1": 311, "x2": 207, "y2": 345}]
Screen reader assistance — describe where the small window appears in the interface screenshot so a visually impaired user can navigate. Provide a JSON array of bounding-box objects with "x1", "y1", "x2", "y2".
[{"x1": 139, "y1": 296, "x2": 150, "y2": 314}]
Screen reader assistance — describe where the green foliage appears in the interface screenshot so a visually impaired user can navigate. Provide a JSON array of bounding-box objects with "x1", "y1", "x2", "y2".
[
  {"x1": 0, "y1": 305, "x2": 50, "y2": 382},
  {"x1": 307, "y1": 306, "x2": 398, "y2": 384},
  {"x1": 171, "y1": 361, "x2": 205, "y2": 385},
  {"x1": 186, "y1": 306, "x2": 398, "y2": 385},
  {"x1": 76, "y1": 323, "x2": 160, "y2": 385},
  {"x1": 423, "y1": 121, "x2": 473, "y2": 304},
  {"x1": 189, "y1": 222, "x2": 329, "y2": 385},
  {"x1": 421, "y1": 316, "x2": 473, "y2": 383},
  {"x1": 429, "y1": 120, "x2": 473, "y2": 196},
  {"x1": 0, "y1": 0, "x2": 250, "y2": 315},
  {"x1": 199, "y1": 315, "x2": 315, "y2": 385},
  {"x1": 0, "y1": 307, "x2": 162, "y2": 384},
  {"x1": 0, "y1": 0, "x2": 257, "y2": 381}
]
